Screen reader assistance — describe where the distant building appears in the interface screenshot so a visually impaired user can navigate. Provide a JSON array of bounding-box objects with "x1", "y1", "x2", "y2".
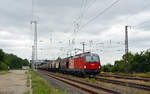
[
  {"x1": 22, "y1": 66, "x2": 30, "y2": 70},
  {"x1": 30, "y1": 59, "x2": 54, "y2": 69}
]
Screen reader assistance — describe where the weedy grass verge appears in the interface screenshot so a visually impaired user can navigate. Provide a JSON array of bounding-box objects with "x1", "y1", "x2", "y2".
[
  {"x1": 0, "y1": 70, "x2": 10, "y2": 75},
  {"x1": 24, "y1": 91, "x2": 30, "y2": 94},
  {"x1": 29, "y1": 70, "x2": 67, "y2": 94}
]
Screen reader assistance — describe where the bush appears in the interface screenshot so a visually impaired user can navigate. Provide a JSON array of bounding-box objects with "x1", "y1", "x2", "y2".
[
  {"x1": 0, "y1": 49, "x2": 30, "y2": 70},
  {"x1": 0, "y1": 49, "x2": 4, "y2": 61},
  {"x1": 112, "y1": 50, "x2": 150, "y2": 73},
  {"x1": 0, "y1": 62, "x2": 8, "y2": 70},
  {"x1": 101, "y1": 63, "x2": 113, "y2": 72}
]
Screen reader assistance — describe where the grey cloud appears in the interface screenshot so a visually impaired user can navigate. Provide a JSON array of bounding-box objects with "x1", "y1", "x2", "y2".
[{"x1": 0, "y1": 0, "x2": 150, "y2": 64}]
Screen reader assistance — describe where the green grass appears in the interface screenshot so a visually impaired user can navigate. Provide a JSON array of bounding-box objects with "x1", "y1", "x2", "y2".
[
  {"x1": 0, "y1": 70, "x2": 10, "y2": 75},
  {"x1": 84, "y1": 77, "x2": 96, "y2": 83},
  {"x1": 26, "y1": 76, "x2": 30, "y2": 87},
  {"x1": 90, "y1": 78, "x2": 96, "y2": 83},
  {"x1": 25, "y1": 70, "x2": 30, "y2": 87},
  {"x1": 84, "y1": 77, "x2": 90, "y2": 82},
  {"x1": 29, "y1": 70, "x2": 67, "y2": 94},
  {"x1": 132, "y1": 72, "x2": 150, "y2": 77},
  {"x1": 146, "y1": 72, "x2": 150, "y2": 76},
  {"x1": 24, "y1": 91, "x2": 30, "y2": 94}
]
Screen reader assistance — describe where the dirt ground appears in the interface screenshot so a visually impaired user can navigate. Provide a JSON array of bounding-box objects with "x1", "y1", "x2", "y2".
[{"x1": 0, "y1": 70, "x2": 29, "y2": 94}]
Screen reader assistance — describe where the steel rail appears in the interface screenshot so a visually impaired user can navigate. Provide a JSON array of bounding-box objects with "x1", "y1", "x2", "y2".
[
  {"x1": 96, "y1": 77, "x2": 150, "y2": 91},
  {"x1": 39, "y1": 70, "x2": 122, "y2": 94},
  {"x1": 99, "y1": 74, "x2": 150, "y2": 82}
]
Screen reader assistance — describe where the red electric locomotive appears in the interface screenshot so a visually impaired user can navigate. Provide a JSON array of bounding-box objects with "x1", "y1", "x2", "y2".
[
  {"x1": 67, "y1": 52, "x2": 101, "y2": 77},
  {"x1": 39, "y1": 52, "x2": 101, "y2": 77}
]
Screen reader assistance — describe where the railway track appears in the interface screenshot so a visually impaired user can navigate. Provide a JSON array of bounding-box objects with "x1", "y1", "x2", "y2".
[
  {"x1": 96, "y1": 77, "x2": 150, "y2": 91},
  {"x1": 39, "y1": 70, "x2": 123, "y2": 94},
  {"x1": 99, "y1": 74, "x2": 150, "y2": 82},
  {"x1": 111, "y1": 73, "x2": 150, "y2": 79}
]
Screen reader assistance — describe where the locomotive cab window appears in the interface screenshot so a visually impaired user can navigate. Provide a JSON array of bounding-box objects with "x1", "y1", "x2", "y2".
[{"x1": 85, "y1": 56, "x2": 99, "y2": 63}]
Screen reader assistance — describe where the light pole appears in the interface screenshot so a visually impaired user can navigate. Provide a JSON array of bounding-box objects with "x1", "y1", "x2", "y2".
[
  {"x1": 125, "y1": 25, "x2": 131, "y2": 73},
  {"x1": 31, "y1": 21, "x2": 38, "y2": 69}
]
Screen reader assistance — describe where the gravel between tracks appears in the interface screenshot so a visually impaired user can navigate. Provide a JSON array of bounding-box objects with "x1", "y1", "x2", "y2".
[
  {"x1": 38, "y1": 70, "x2": 125, "y2": 94},
  {"x1": 38, "y1": 72, "x2": 85, "y2": 94}
]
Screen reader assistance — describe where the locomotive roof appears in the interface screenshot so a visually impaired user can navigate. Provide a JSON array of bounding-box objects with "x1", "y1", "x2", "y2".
[
  {"x1": 60, "y1": 52, "x2": 99, "y2": 60},
  {"x1": 75, "y1": 52, "x2": 99, "y2": 57}
]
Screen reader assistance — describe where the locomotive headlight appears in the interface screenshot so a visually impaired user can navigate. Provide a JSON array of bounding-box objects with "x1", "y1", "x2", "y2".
[
  {"x1": 99, "y1": 66, "x2": 101, "y2": 69},
  {"x1": 84, "y1": 65, "x2": 86, "y2": 69}
]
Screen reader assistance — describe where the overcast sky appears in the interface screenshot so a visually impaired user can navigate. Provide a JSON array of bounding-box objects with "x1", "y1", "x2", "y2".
[{"x1": 0, "y1": 0, "x2": 150, "y2": 65}]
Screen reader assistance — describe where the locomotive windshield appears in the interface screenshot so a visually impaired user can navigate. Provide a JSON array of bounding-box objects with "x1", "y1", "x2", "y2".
[{"x1": 85, "y1": 56, "x2": 100, "y2": 62}]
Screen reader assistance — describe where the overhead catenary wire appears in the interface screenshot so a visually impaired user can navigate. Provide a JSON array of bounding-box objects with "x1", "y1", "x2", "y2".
[
  {"x1": 59, "y1": 0, "x2": 123, "y2": 58},
  {"x1": 70, "y1": 0, "x2": 100, "y2": 55},
  {"x1": 68, "y1": 0, "x2": 89, "y2": 55},
  {"x1": 85, "y1": 0, "x2": 97, "y2": 11},
  {"x1": 73, "y1": 0, "x2": 99, "y2": 34},
  {"x1": 72, "y1": 0, "x2": 150, "y2": 53},
  {"x1": 74, "y1": 0, "x2": 88, "y2": 33},
  {"x1": 74, "y1": 0, "x2": 101, "y2": 34},
  {"x1": 78, "y1": 0, "x2": 97, "y2": 23},
  {"x1": 128, "y1": 3, "x2": 150, "y2": 24},
  {"x1": 116, "y1": 2, "x2": 150, "y2": 28},
  {"x1": 79, "y1": 0, "x2": 121, "y2": 31},
  {"x1": 59, "y1": 1, "x2": 89, "y2": 43},
  {"x1": 70, "y1": 0, "x2": 97, "y2": 38},
  {"x1": 135, "y1": 19, "x2": 150, "y2": 29}
]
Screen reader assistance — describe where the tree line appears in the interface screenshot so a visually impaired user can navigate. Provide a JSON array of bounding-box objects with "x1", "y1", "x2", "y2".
[
  {"x1": 101, "y1": 49, "x2": 150, "y2": 73},
  {"x1": 0, "y1": 49, "x2": 30, "y2": 70}
]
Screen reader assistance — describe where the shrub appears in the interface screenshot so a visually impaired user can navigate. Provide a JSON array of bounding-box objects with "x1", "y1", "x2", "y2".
[{"x1": 0, "y1": 62, "x2": 8, "y2": 70}]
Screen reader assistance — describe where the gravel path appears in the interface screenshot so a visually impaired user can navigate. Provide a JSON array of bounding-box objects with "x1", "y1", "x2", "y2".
[{"x1": 0, "y1": 70, "x2": 29, "y2": 94}]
